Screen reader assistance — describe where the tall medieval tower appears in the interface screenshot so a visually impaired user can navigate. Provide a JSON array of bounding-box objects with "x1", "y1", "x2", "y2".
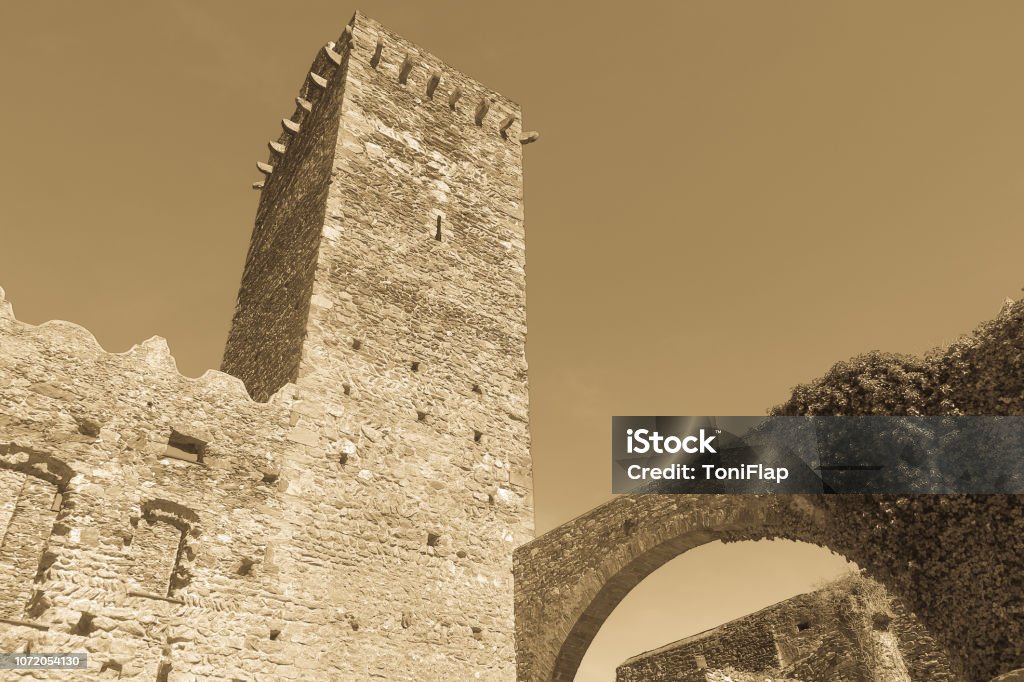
[
  {"x1": 0, "y1": 11, "x2": 532, "y2": 682},
  {"x1": 222, "y1": 11, "x2": 534, "y2": 679}
]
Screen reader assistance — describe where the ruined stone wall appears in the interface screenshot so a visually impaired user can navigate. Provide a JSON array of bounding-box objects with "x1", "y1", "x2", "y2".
[
  {"x1": 514, "y1": 304, "x2": 1024, "y2": 682},
  {"x1": 617, "y1": 618, "x2": 778, "y2": 682},
  {"x1": 514, "y1": 491, "x2": 1023, "y2": 681},
  {"x1": 0, "y1": 11, "x2": 533, "y2": 681},
  {"x1": 0, "y1": 286, "x2": 308, "y2": 678},
  {"x1": 615, "y1": 574, "x2": 954, "y2": 682},
  {"x1": 516, "y1": 311, "x2": 1024, "y2": 679}
]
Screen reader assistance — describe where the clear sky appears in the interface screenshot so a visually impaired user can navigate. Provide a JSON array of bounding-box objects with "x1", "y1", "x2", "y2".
[{"x1": 1, "y1": 2, "x2": 1021, "y2": 680}]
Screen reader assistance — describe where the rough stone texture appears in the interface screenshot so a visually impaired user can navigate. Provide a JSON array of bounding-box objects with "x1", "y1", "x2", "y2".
[
  {"x1": 702, "y1": 671, "x2": 800, "y2": 682},
  {"x1": 704, "y1": 670, "x2": 805, "y2": 682},
  {"x1": 3, "y1": 8, "x2": 1022, "y2": 682},
  {"x1": 0, "y1": 11, "x2": 531, "y2": 681},
  {"x1": 0, "y1": 296, "x2": 306, "y2": 678},
  {"x1": 615, "y1": 574, "x2": 953, "y2": 682},
  {"x1": 514, "y1": 302, "x2": 1024, "y2": 682}
]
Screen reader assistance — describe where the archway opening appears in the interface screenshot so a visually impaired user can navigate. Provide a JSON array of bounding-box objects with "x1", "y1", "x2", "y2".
[{"x1": 573, "y1": 539, "x2": 856, "y2": 681}]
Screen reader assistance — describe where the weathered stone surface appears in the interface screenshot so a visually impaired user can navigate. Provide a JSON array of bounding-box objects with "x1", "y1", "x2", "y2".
[
  {"x1": 0, "y1": 11, "x2": 531, "y2": 681},
  {"x1": 615, "y1": 574, "x2": 953, "y2": 682},
  {"x1": 514, "y1": 300, "x2": 1024, "y2": 682},
  {"x1": 0, "y1": 295, "x2": 303, "y2": 677},
  {"x1": 3, "y1": 7, "x2": 1023, "y2": 682},
  {"x1": 703, "y1": 670, "x2": 800, "y2": 682}
]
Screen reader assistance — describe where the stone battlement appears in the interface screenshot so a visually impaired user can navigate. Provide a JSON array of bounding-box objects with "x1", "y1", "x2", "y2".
[{"x1": 253, "y1": 13, "x2": 524, "y2": 194}]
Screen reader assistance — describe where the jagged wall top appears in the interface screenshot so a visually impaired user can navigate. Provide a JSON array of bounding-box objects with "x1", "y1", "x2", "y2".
[{"x1": 0, "y1": 286, "x2": 256, "y2": 404}]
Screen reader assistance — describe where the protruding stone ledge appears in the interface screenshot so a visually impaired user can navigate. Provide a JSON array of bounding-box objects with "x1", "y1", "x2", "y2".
[
  {"x1": 398, "y1": 55, "x2": 413, "y2": 84},
  {"x1": 426, "y1": 72, "x2": 440, "y2": 99},
  {"x1": 448, "y1": 87, "x2": 462, "y2": 110},
  {"x1": 370, "y1": 36, "x2": 384, "y2": 68},
  {"x1": 474, "y1": 99, "x2": 490, "y2": 126},
  {"x1": 323, "y1": 43, "x2": 343, "y2": 66},
  {"x1": 499, "y1": 115, "x2": 515, "y2": 139}
]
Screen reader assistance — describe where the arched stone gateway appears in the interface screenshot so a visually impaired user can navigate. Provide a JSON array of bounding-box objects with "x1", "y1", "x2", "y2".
[
  {"x1": 513, "y1": 493, "x2": 1024, "y2": 681},
  {"x1": 516, "y1": 300, "x2": 1024, "y2": 682}
]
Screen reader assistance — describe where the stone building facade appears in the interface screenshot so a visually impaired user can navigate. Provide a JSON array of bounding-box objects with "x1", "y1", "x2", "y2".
[
  {"x1": 615, "y1": 574, "x2": 954, "y2": 682},
  {"x1": 0, "y1": 12, "x2": 532, "y2": 680}
]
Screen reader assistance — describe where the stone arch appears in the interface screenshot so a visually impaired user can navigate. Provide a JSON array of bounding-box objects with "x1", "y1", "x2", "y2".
[{"x1": 513, "y1": 493, "x2": 1024, "y2": 681}]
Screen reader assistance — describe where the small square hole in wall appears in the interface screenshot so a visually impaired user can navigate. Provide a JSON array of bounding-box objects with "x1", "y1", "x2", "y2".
[
  {"x1": 796, "y1": 620, "x2": 812, "y2": 631},
  {"x1": 426, "y1": 532, "x2": 440, "y2": 547},
  {"x1": 473, "y1": 430, "x2": 483, "y2": 444},
  {"x1": 73, "y1": 612, "x2": 96, "y2": 636},
  {"x1": 99, "y1": 661, "x2": 123, "y2": 676},
  {"x1": 471, "y1": 384, "x2": 483, "y2": 395},
  {"x1": 164, "y1": 429, "x2": 206, "y2": 464},
  {"x1": 352, "y1": 339, "x2": 362, "y2": 351},
  {"x1": 417, "y1": 410, "x2": 428, "y2": 422},
  {"x1": 411, "y1": 361, "x2": 420, "y2": 372}
]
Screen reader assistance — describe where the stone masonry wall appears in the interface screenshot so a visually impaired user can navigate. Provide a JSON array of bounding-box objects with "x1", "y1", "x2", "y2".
[
  {"x1": 0, "y1": 11, "x2": 533, "y2": 681},
  {"x1": 224, "y1": 11, "x2": 533, "y2": 679},
  {"x1": 0, "y1": 286, "x2": 308, "y2": 679},
  {"x1": 618, "y1": 618, "x2": 778, "y2": 682},
  {"x1": 514, "y1": 303, "x2": 1024, "y2": 682},
  {"x1": 615, "y1": 574, "x2": 954, "y2": 682},
  {"x1": 221, "y1": 30, "x2": 348, "y2": 404}
]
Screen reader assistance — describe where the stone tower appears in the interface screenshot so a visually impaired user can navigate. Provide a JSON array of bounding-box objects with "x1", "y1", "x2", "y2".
[
  {"x1": 0, "y1": 11, "x2": 532, "y2": 681},
  {"x1": 221, "y1": 10, "x2": 535, "y2": 679}
]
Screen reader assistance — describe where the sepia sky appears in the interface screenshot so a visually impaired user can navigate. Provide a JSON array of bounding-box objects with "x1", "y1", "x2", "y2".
[{"x1": 2, "y1": 2, "x2": 1023, "y2": 680}]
